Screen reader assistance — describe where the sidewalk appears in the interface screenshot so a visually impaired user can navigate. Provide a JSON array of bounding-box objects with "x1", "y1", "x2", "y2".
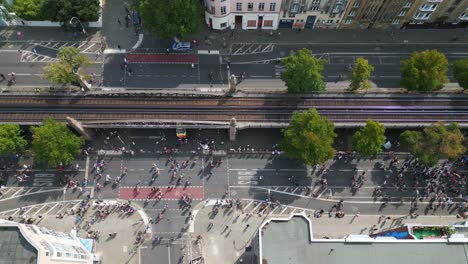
[{"x1": 191, "y1": 200, "x2": 462, "y2": 264}]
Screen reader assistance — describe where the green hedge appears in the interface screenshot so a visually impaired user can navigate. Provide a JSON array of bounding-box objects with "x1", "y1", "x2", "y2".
[{"x1": 12, "y1": 0, "x2": 100, "y2": 22}]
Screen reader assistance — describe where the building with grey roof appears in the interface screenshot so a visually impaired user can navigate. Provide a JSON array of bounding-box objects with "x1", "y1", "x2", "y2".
[{"x1": 258, "y1": 213, "x2": 468, "y2": 264}]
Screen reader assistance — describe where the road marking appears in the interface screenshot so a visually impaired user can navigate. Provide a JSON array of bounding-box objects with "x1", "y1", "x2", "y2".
[
  {"x1": 198, "y1": 50, "x2": 219, "y2": 55},
  {"x1": 44, "y1": 203, "x2": 59, "y2": 214},
  {"x1": 11, "y1": 188, "x2": 25, "y2": 197},
  {"x1": 249, "y1": 202, "x2": 263, "y2": 215},
  {"x1": 167, "y1": 245, "x2": 171, "y2": 264},
  {"x1": 32, "y1": 204, "x2": 48, "y2": 216},
  {"x1": 85, "y1": 155, "x2": 90, "y2": 181}
]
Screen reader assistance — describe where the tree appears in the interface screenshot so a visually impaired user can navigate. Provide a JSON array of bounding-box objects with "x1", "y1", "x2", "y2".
[
  {"x1": 352, "y1": 120, "x2": 386, "y2": 157},
  {"x1": 137, "y1": 0, "x2": 202, "y2": 40},
  {"x1": 12, "y1": 0, "x2": 45, "y2": 20},
  {"x1": 281, "y1": 48, "x2": 326, "y2": 93},
  {"x1": 400, "y1": 49, "x2": 448, "y2": 92},
  {"x1": 399, "y1": 122, "x2": 466, "y2": 167},
  {"x1": 453, "y1": 59, "x2": 468, "y2": 90},
  {"x1": 0, "y1": 124, "x2": 27, "y2": 156},
  {"x1": 349, "y1": 57, "x2": 374, "y2": 91},
  {"x1": 42, "y1": 47, "x2": 91, "y2": 86},
  {"x1": 31, "y1": 118, "x2": 85, "y2": 167},
  {"x1": 280, "y1": 108, "x2": 336, "y2": 165}
]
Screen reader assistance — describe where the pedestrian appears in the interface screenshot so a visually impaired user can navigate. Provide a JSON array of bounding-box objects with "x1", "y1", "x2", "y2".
[
  {"x1": 117, "y1": 19, "x2": 122, "y2": 26},
  {"x1": 32, "y1": 48, "x2": 37, "y2": 54},
  {"x1": 0, "y1": 74, "x2": 5, "y2": 81},
  {"x1": 118, "y1": 45, "x2": 122, "y2": 50},
  {"x1": 136, "y1": 180, "x2": 141, "y2": 187},
  {"x1": 246, "y1": 224, "x2": 250, "y2": 229}
]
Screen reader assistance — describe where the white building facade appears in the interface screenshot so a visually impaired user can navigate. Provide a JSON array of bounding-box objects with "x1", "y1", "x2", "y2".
[{"x1": 204, "y1": 0, "x2": 282, "y2": 30}]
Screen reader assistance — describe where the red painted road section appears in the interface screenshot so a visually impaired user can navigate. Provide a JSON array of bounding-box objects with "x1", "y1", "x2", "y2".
[
  {"x1": 119, "y1": 186, "x2": 204, "y2": 200},
  {"x1": 127, "y1": 53, "x2": 199, "y2": 64}
]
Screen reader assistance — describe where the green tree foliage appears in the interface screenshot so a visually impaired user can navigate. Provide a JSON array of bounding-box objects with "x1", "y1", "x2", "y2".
[
  {"x1": 137, "y1": 0, "x2": 202, "y2": 40},
  {"x1": 42, "y1": 47, "x2": 91, "y2": 86},
  {"x1": 281, "y1": 48, "x2": 326, "y2": 93},
  {"x1": 349, "y1": 57, "x2": 374, "y2": 91},
  {"x1": 280, "y1": 109, "x2": 336, "y2": 165},
  {"x1": 400, "y1": 49, "x2": 448, "y2": 92},
  {"x1": 0, "y1": 124, "x2": 27, "y2": 156},
  {"x1": 12, "y1": 0, "x2": 44, "y2": 20},
  {"x1": 13, "y1": 0, "x2": 99, "y2": 22},
  {"x1": 352, "y1": 120, "x2": 386, "y2": 157},
  {"x1": 399, "y1": 122, "x2": 466, "y2": 167},
  {"x1": 453, "y1": 59, "x2": 468, "y2": 90},
  {"x1": 31, "y1": 118, "x2": 85, "y2": 167}
]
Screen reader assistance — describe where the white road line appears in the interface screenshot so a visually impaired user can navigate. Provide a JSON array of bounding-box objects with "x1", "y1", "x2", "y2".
[
  {"x1": 55, "y1": 203, "x2": 69, "y2": 214},
  {"x1": 85, "y1": 155, "x2": 90, "y2": 181},
  {"x1": 23, "y1": 188, "x2": 35, "y2": 195},
  {"x1": 32, "y1": 204, "x2": 48, "y2": 216},
  {"x1": 22, "y1": 206, "x2": 35, "y2": 215},
  {"x1": 248, "y1": 202, "x2": 263, "y2": 215},
  {"x1": 11, "y1": 188, "x2": 25, "y2": 197},
  {"x1": 279, "y1": 207, "x2": 288, "y2": 214},
  {"x1": 243, "y1": 200, "x2": 254, "y2": 211},
  {"x1": 44, "y1": 203, "x2": 59, "y2": 214},
  {"x1": 167, "y1": 245, "x2": 171, "y2": 264}
]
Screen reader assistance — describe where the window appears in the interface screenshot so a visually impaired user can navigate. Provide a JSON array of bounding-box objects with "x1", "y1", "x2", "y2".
[
  {"x1": 414, "y1": 12, "x2": 431, "y2": 19},
  {"x1": 392, "y1": 19, "x2": 400, "y2": 24},
  {"x1": 269, "y1": 2, "x2": 276, "y2": 11},
  {"x1": 290, "y1": 4, "x2": 299, "y2": 13},
  {"x1": 220, "y1": 22, "x2": 227, "y2": 28},
  {"x1": 353, "y1": 1, "x2": 360, "y2": 8},
  {"x1": 221, "y1": 6, "x2": 226, "y2": 15},
  {"x1": 460, "y1": 11, "x2": 468, "y2": 20},
  {"x1": 348, "y1": 10, "x2": 356, "y2": 17},
  {"x1": 210, "y1": 6, "x2": 215, "y2": 14},
  {"x1": 236, "y1": 2, "x2": 242, "y2": 11},
  {"x1": 221, "y1": 0, "x2": 226, "y2": 1},
  {"x1": 259, "y1": 3, "x2": 265, "y2": 11},
  {"x1": 404, "y1": 2, "x2": 412, "y2": 8},
  {"x1": 398, "y1": 10, "x2": 406, "y2": 16},
  {"x1": 344, "y1": 18, "x2": 352, "y2": 24},
  {"x1": 248, "y1": 2, "x2": 253, "y2": 11},
  {"x1": 420, "y1": 3, "x2": 438, "y2": 11},
  {"x1": 327, "y1": 19, "x2": 334, "y2": 23}
]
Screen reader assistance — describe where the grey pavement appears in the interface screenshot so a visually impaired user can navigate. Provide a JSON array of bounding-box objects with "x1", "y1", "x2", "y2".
[{"x1": 101, "y1": 0, "x2": 141, "y2": 51}]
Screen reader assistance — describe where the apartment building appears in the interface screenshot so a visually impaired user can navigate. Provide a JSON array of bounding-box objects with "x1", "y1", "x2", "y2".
[
  {"x1": 203, "y1": 0, "x2": 282, "y2": 30},
  {"x1": 0, "y1": 219, "x2": 95, "y2": 264},
  {"x1": 409, "y1": 0, "x2": 468, "y2": 26},
  {"x1": 340, "y1": 0, "x2": 468, "y2": 29},
  {"x1": 278, "y1": 0, "x2": 350, "y2": 29}
]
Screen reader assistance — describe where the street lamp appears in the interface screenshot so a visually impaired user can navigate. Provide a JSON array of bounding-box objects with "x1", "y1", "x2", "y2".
[{"x1": 69, "y1": 17, "x2": 87, "y2": 36}]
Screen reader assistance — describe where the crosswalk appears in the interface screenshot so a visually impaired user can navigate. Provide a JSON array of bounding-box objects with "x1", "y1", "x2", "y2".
[
  {"x1": 232, "y1": 43, "x2": 275, "y2": 55},
  {"x1": 32, "y1": 41, "x2": 103, "y2": 54},
  {"x1": 0, "y1": 200, "x2": 83, "y2": 219},
  {"x1": 239, "y1": 199, "x2": 315, "y2": 217},
  {"x1": 275, "y1": 64, "x2": 285, "y2": 78},
  {"x1": 0, "y1": 187, "x2": 63, "y2": 200},
  {"x1": 20, "y1": 50, "x2": 55, "y2": 63}
]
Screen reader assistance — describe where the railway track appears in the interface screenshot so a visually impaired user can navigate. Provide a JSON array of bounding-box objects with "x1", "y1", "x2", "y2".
[{"x1": 0, "y1": 95, "x2": 466, "y2": 125}]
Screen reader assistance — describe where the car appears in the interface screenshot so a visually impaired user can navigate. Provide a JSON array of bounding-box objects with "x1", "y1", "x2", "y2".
[{"x1": 172, "y1": 42, "x2": 192, "y2": 52}]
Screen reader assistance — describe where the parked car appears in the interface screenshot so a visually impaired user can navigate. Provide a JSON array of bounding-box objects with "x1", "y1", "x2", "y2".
[{"x1": 171, "y1": 42, "x2": 192, "y2": 52}]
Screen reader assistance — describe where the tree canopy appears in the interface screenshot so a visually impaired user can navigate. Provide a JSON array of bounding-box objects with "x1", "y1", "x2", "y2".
[
  {"x1": 400, "y1": 49, "x2": 448, "y2": 92},
  {"x1": 137, "y1": 0, "x2": 202, "y2": 40},
  {"x1": 280, "y1": 108, "x2": 336, "y2": 165},
  {"x1": 31, "y1": 117, "x2": 85, "y2": 167},
  {"x1": 13, "y1": 0, "x2": 100, "y2": 23},
  {"x1": 453, "y1": 59, "x2": 468, "y2": 90},
  {"x1": 399, "y1": 122, "x2": 466, "y2": 167},
  {"x1": 281, "y1": 48, "x2": 326, "y2": 93},
  {"x1": 352, "y1": 120, "x2": 386, "y2": 157},
  {"x1": 0, "y1": 124, "x2": 27, "y2": 156},
  {"x1": 42, "y1": 46, "x2": 91, "y2": 86},
  {"x1": 349, "y1": 57, "x2": 374, "y2": 91}
]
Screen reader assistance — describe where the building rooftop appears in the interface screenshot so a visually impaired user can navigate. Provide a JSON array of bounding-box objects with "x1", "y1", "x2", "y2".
[
  {"x1": 261, "y1": 215, "x2": 468, "y2": 264},
  {"x1": 0, "y1": 226, "x2": 38, "y2": 264}
]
